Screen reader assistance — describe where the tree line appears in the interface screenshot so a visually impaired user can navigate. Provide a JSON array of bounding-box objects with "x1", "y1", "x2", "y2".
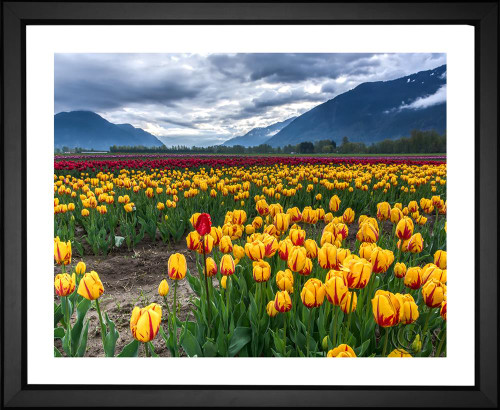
[{"x1": 58, "y1": 130, "x2": 445, "y2": 155}]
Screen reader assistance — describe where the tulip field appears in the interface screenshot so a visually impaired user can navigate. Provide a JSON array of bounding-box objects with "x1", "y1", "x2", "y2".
[{"x1": 54, "y1": 154, "x2": 447, "y2": 358}]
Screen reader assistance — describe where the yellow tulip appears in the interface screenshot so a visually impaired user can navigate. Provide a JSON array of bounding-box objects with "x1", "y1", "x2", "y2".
[
  {"x1": 158, "y1": 279, "x2": 169, "y2": 296},
  {"x1": 289, "y1": 227, "x2": 306, "y2": 246},
  {"x1": 205, "y1": 257, "x2": 218, "y2": 277},
  {"x1": 400, "y1": 293, "x2": 419, "y2": 324},
  {"x1": 434, "y1": 250, "x2": 447, "y2": 269},
  {"x1": 244, "y1": 240, "x2": 266, "y2": 261},
  {"x1": 75, "y1": 261, "x2": 86, "y2": 275},
  {"x1": 325, "y1": 273, "x2": 348, "y2": 306},
  {"x1": 396, "y1": 217, "x2": 414, "y2": 240},
  {"x1": 342, "y1": 208, "x2": 355, "y2": 224},
  {"x1": 276, "y1": 269, "x2": 294, "y2": 293},
  {"x1": 329, "y1": 195, "x2": 341, "y2": 212},
  {"x1": 371, "y1": 290, "x2": 403, "y2": 327},
  {"x1": 376, "y1": 202, "x2": 391, "y2": 221},
  {"x1": 278, "y1": 238, "x2": 293, "y2": 261},
  {"x1": 168, "y1": 253, "x2": 187, "y2": 280},
  {"x1": 388, "y1": 349, "x2": 412, "y2": 357},
  {"x1": 274, "y1": 290, "x2": 292, "y2": 313},
  {"x1": 342, "y1": 257, "x2": 372, "y2": 289},
  {"x1": 300, "y1": 278, "x2": 326, "y2": 308},
  {"x1": 54, "y1": 238, "x2": 72, "y2": 265},
  {"x1": 404, "y1": 266, "x2": 423, "y2": 289},
  {"x1": 220, "y1": 275, "x2": 227, "y2": 289},
  {"x1": 407, "y1": 233, "x2": 424, "y2": 253},
  {"x1": 318, "y1": 243, "x2": 339, "y2": 270},
  {"x1": 186, "y1": 231, "x2": 201, "y2": 251},
  {"x1": 130, "y1": 303, "x2": 162, "y2": 343},
  {"x1": 220, "y1": 254, "x2": 236, "y2": 276},
  {"x1": 287, "y1": 246, "x2": 307, "y2": 272},
  {"x1": 340, "y1": 291, "x2": 357, "y2": 314},
  {"x1": 273, "y1": 213, "x2": 290, "y2": 232},
  {"x1": 253, "y1": 260, "x2": 271, "y2": 282},
  {"x1": 77, "y1": 271, "x2": 104, "y2": 300},
  {"x1": 54, "y1": 273, "x2": 76, "y2": 296},
  {"x1": 421, "y1": 279, "x2": 446, "y2": 308},
  {"x1": 266, "y1": 300, "x2": 279, "y2": 317},
  {"x1": 422, "y1": 264, "x2": 446, "y2": 284},
  {"x1": 219, "y1": 235, "x2": 233, "y2": 253},
  {"x1": 394, "y1": 262, "x2": 407, "y2": 278},
  {"x1": 327, "y1": 344, "x2": 356, "y2": 357}
]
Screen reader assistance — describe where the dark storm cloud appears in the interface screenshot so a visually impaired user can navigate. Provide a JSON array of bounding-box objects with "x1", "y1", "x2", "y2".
[{"x1": 55, "y1": 53, "x2": 446, "y2": 146}]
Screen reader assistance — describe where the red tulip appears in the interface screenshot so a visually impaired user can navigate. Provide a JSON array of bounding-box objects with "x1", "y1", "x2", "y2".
[{"x1": 195, "y1": 213, "x2": 212, "y2": 236}]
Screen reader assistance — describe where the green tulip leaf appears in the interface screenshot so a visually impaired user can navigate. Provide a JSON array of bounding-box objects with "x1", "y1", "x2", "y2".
[
  {"x1": 54, "y1": 347, "x2": 63, "y2": 357},
  {"x1": 202, "y1": 340, "x2": 218, "y2": 357},
  {"x1": 104, "y1": 313, "x2": 120, "y2": 357},
  {"x1": 54, "y1": 327, "x2": 65, "y2": 339},
  {"x1": 180, "y1": 329, "x2": 203, "y2": 357},
  {"x1": 117, "y1": 339, "x2": 140, "y2": 357},
  {"x1": 76, "y1": 320, "x2": 90, "y2": 357},
  {"x1": 228, "y1": 326, "x2": 252, "y2": 357}
]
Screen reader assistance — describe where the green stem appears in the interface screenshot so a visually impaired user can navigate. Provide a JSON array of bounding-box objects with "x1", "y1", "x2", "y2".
[
  {"x1": 202, "y1": 239, "x2": 212, "y2": 337},
  {"x1": 435, "y1": 324, "x2": 447, "y2": 357},
  {"x1": 64, "y1": 296, "x2": 72, "y2": 354},
  {"x1": 382, "y1": 326, "x2": 390, "y2": 356},
  {"x1": 283, "y1": 312, "x2": 287, "y2": 357},
  {"x1": 343, "y1": 290, "x2": 356, "y2": 343},
  {"x1": 94, "y1": 298, "x2": 106, "y2": 355},
  {"x1": 226, "y1": 276, "x2": 231, "y2": 334},
  {"x1": 422, "y1": 307, "x2": 433, "y2": 337},
  {"x1": 173, "y1": 280, "x2": 178, "y2": 355},
  {"x1": 307, "y1": 308, "x2": 313, "y2": 357},
  {"x1": 332, "y1": 305, "x2": 338, "y2": 346},
  {"x1": 163, "y1": 295, "x2": 171, "y2": 317},
  {"x1": 144, "y1": 341, "x2": 150, "y2": 357}
]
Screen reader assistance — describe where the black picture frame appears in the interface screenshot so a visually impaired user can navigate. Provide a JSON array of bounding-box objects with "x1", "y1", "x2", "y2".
[{"x1": 2, "y1": 1, "x2": 498, "y2": 407}]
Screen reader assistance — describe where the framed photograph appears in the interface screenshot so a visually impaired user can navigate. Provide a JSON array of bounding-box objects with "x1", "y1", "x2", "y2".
[{"x1": 2, "y1": 1, "x2": 497, "y2": 407}]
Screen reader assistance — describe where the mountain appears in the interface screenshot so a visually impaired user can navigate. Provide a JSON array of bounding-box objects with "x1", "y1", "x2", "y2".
[
  {"x1": 222, "y1": 117, "x2": 297, "y2": 147},
  {"x1": 54, "y1": 111, "x2": 164, "y2": 150},
  {"x1": 265, "y1": 65, "x2": 447, "y2": 147}
]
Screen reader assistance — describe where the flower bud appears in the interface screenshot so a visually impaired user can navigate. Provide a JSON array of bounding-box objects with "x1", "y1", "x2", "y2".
[
  {"x1": 274, "y1": 290, "x2": 292, "y2": 313},
  {"x1": 276, "y1": 269, "x2": 294, "y2": 293},
  {"x1": 421, "y1": 279, "x2": 446, "y2": 308},
  {"x1": 407, "y1": 233, "x2": 424, "y2": 253},
  {"x1": 396, "y1": 217, "x2": 414, "y2": 240},
  {"x1": 340, "y1": 291, "x2": 357, "y2": 314},
  {"x1": 400, "y1": 293, "x2": 419, "y2": 324},
  {"x1": 394, "y1": 262, "x2": 407, "y2": 278},
  {"x1": 245, "y1": 240, "x2": 266, "y2": 261},
  {"x1": 404, "y1": 266, "x2": 423, "y2": 289},
  {"x1": 371, "y1": 290, "x2": 403, "y2": 327},
  {"x1": 75, "y1": 261, "x2": 86, "y2": 275},
  {"x1": 205, "y1": 257, "x2": 218, "y2": 277},
  {"x1": 219, "y1": 235, "x2": 233, "y2": 253},
  {"x1": 304, "y1": 239, "x2": 318, "y2": 259},
  {"x1": 266, "y1": 300, "x2": 278, "y2": 317},
  {"x1": 433, "y1": 250, "x2": 447, "y2": 269},
  {"x1": 253, "y1": 260, "x2": 271, "y2": 282},
  {"x1": 329, "y1": 195, "x2": 341, "y2": 212},
  {"x1": 54, "y1": 237, "x2": 72, "y2": 265},
  {"x1": 287, "y1": 246, "x2": 307, "y2": 272},
  {"x1": 220, "y1": 254, "x2": 236, "y2": 276},
  {"x1": 158, "y1": 279, "x2": 169, "y2": 296}
]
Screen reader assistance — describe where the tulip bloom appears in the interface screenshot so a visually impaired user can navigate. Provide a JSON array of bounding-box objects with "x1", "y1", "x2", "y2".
[
  {"x1": 77, "y1": 271, "x2": 104, "y2": 300},
  {"x1": 318, "y1": 243, "x2": 339, "y2": 270},
  {"x1": 407, "y1": 233, "x2": 424, "y2": 253},
  {"x1": 205, "y1": 257, "x2": 218, "y2": 277},
  {"x1": 376, "y1": 202, "x2": 391, "y2": 221},
  {"x1": 195, "y1": 213, "x2": 212, "y2": 236},
  {"x1": 327, "y1": 344, "x2": 356, "y2": 357},
  {"x1": 266, "y1": 301, "x2": 279, "y2": 317},
  {"x1": 219, "y1": 235, "x2": 233, "y2": 253},
  {"x1": 390, "y1": 207, "x2": 404, "y2": 224},
  {"x1": 253, "y1": 260, "x2": 271, "y2": 283},
  {"x1": 440, "y1": 296, "x2": 447, "y2": 320},
  {"x1": 388, "y1": 349, "x2": 412, "y2": 357},
  {"x1": 168, "y1": 253, "x2": 187, "y2": 280},
  {"x1": 289, "y1": 227, "x2": 306, "y2": 246},
  {"x1": 359, "y1": 242, "x2": 377, "y2": 260},
  {"x1": 287, "y1": 246, "x2": 307, "y2": 272},
  {"x1": 245, "y1": 240, "x2": 266, "y2": 261},
  {"x1": 356, "y1": 221, "x2": 379, "y2": 243},
  {"x1": 130, "y1": 303, "x2": 162, "y2": 343},
  {"x1": 394, "y1": 262, "x2": 407, "y2": 278},
  {"x1": 342, "y1": 257, "x2": 372, "y2": 289},
  {"x1": 302, "y1": 207, "x2": 319, "y2": 224},
  {"x1": 252, "y1": 216, "x2": 264, "y2": 229},
  {"x1": 220, "y1": 275, "x2": 227, "y2": 289},
  {"x1": 434, "y1": 250, "x2": 447, "y2": 269},
  {"x1": 304, "y1": 239, "x2": 318, "y2": 259},
  {"x1": 404, "y1": 267, "x2": 423, "y2": 289},
  {"x1": 329, "y1": 195, "x2": 341, "y2": 212},
  {"x1": 220, "y1": 254, "x2": 236, "y2": 276},
  {"x1": 274, "y1": 213, "x2": 290, "y2": 232},
  {"x1": 299, "y1": 257, "x2": 313, "y2": 276},
  {"x1": 342, "y1": 208, "x2": 355, "y2": 224},
  {"x1": 325, "y1": 273, "x2": 348, "y2": 305},
  {"x1": 189, "y1": 212, "x2": 201, "y2": 228},
  {"x1": 54, "y1": 237, "x2": 72, "y2": 265},
  {"x1": 286, "y1": 207, "x2": 302, "y2": 223},
  {"x1": 371, "y1": 290, "x2": 403, "y2": 327},
  {"x1": 75, "y1": 261, "x2": 86, "y2": 275},
  {"x1": 54, "y1": 273, "x2": 76, "y2": 296},
  {"x1": 421, "y1": 279, "x2": 447, "y2": 308},
  {"x1": 370, "y1": 247, "x2": 393, "y2": 274},
  {"x1": 340, "y1": 291, "x2": 357, "y2": 314},
  {"x1": 278, "y1": 238, "x2": 293, "y2": 261},
  {"x1": 186, "y1": 231, "x2": 202, "y2": 252},
  {"x1": 158, "y1": 279, "x2": 169, "y2": 296},
  {"x1": 274, "y1": 290, "x2": 292, "y2": 313},
  {"x1": 396, "y1": 217, "x2": 414, "y2": 240},
  {"x1": 276, "y1": 269, "x2": 294, "y2": 293},
  {"x1": 262, "y1": 234, "x2": 279, "y2": 257},
  {"x1": 233, "y1": 244, "x2": 245, "y2": 261},
  {"x1": 300, "y1": 278, "x2": 326, "y2": 308},
  {"x1": 400, "y1": 294, "x2": 419, "y2": 324},
  {"x1": 232, "y1": 209, "x2": 247, "y2": 225},
  {"x1": 256, "y1": 199, "x2": 269, "y2": 216},
  {"x1": 422, "y1": 264, "x2": 446, "y2": 284}
]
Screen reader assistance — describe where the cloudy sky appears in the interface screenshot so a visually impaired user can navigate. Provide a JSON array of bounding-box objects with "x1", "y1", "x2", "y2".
[{"x1": 55, "y1": 53, "x2": 446, "y2": 146}]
